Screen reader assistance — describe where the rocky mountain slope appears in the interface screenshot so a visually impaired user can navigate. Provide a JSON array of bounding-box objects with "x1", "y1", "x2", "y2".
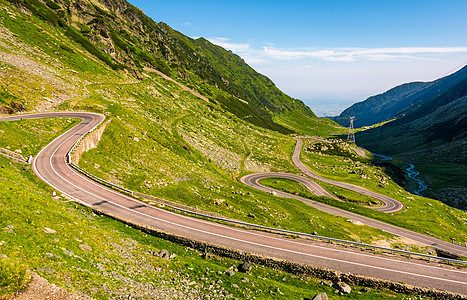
[
  {"x1": 2, "y1": 0, "x2": 317, "y2": 134},
  {"x1": 334, "y1": 65, "x2": 467, "y2": 128}
]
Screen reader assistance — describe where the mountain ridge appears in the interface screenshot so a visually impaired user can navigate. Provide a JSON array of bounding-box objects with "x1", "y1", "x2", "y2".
[
  {"x1": 3, "y1": 0, "x2": 318, "y2": 134},
  {"x1": 354, "y1": 67, "x2": 467, "y2": 209},
  {"x1": 334, "y1": 65, "x2": 467, "y2": 128}
]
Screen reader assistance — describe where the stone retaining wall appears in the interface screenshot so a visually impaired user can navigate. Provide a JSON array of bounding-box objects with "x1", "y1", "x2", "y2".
[{"x1": 71, "y1": 118, "x2": 111, "y2": 164}]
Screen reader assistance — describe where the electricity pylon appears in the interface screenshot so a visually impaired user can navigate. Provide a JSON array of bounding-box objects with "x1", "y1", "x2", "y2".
[{"x1": 347, "y1": 116, "x2": 355, "y2": 143}]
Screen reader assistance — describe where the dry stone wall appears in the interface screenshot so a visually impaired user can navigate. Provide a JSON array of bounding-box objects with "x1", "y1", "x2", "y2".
[{"x1": 71, "y1": 118, "x2": 111, "y2": 164}]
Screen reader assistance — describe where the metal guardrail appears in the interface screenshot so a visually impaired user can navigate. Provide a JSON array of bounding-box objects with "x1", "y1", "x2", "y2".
[
  {"x1": 62, "y1": 121, "x2": 466, "y2": 265},
  {"x1": 65, "y1": 129, "x2": 134, "y2": 196},
  {"x1": 170, "y1": 206, "x2": 467, "y2": 265},
  {"x1": 68, "y1": 162, "x2": 134, "y2": 195}
]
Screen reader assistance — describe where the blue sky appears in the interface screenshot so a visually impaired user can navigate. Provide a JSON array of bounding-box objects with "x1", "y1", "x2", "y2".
[{"x1": 128, "y1": 0, "x2": 467, "y2": 115}]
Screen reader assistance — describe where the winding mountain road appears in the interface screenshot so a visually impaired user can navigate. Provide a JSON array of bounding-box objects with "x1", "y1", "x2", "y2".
[
  {"x1": 1, "y1": 112, "x2": 466, "y2": 295},
  {"x1": 242, "y1": 136, "x2": 403, "y2": 213}
]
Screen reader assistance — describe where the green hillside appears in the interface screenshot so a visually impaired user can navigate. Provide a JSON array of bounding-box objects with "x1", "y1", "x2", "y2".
[
  {"x1": 333, "y1": 82, "x2": 429, "y2": 127},
  {"x1": 1, "y1": 0, "x2": 467, "y2": 298},
  {"x1": 2, "y1": 0, "x2": 319, "y2": 134}
]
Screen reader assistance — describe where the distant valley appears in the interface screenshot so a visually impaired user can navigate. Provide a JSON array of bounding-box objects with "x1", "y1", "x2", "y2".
[{"x1": 334, "y1": 66, "x2": 467, "y2": 209}]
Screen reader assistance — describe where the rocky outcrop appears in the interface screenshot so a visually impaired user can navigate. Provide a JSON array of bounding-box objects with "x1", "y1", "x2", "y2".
[{"x1": 0, "y1": 101, "x2": 25, "y2": 114}]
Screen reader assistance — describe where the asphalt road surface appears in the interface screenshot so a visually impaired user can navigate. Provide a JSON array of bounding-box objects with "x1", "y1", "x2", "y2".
[{"x1": 1, "y1": 112, "x2": 466, "y2": 295}]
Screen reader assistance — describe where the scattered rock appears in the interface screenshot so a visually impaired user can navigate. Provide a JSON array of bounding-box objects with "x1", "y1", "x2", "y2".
[
  {"x1": 269, "y1": 191, "x2": 277, "y2": 196},
  {"x1": 0, "y1": 254, "x2": 7, "y2": 259},
  {"x1": 312, "y1": 292, "x2": 328, "y2": 300},
  {"x1": 241, "y1": 277, "x2": 249, "y2": 283},
  {"x1": 363, "y1": 287, "x2": 371, "y2": 293},
  {"x1": 238, "y1": 261, "x2": 251, "y2": 273},
  {"x1": 0, "y1": 241, "x2": 5, "y2": 246},
  {"x1": 202, "y1": 252, "x2": 213, "y2": 259},
  {"x1": 62, "y1": 248, "x2": 74, "y2": 256},
  {"x1": 45, "y1": 253, "x2": 61, "y2": 259},
  {"x1": 213, "y1": 199, "x2": 225, "y2": 205},
  {"x1": 247, "y1": 213, "x2": 256, "y2": 219},
  {"x1": 53, "y1": 238, "x2": 59, "y2": 243},
  {"x1": 225, "y1": 270, "x2": 235, "y2": 277},
  {"x1": 79, "y1": 244, "x2": 92, "y2": 251},
  {"x1": 333, "y1": 282, "x2": 351, "y2": 294},
  {"x1": 43, "y1": 227, "x2": 56, "y2": 234},
  {"x1": 3, "y1": 225, "x2": 14, "y2": 233},
  {"x1": 151, "y1": 249, "x2": 176, "y2": 260}
]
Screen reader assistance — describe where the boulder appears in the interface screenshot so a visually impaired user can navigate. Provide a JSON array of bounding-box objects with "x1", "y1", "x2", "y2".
[
  {"x1": 312, "y1": 292, "x2": 328, "y2": 300},
  {"x1": 225, "y1": 270, "x2": 235, "y2": 277},
  {"x1": 238, "y1": 261, "x2": 251, "y2": 273},
  {"x1": 333, "y1": 282, "x2": 351, "y2": 294},
  {"x1": 79, "y1": 244, "x2": 92, "y2": 251},
  {"x1": 152, "y1": 249, "x2": 175, "y2": 259},
  {"x1": 44, "y1": 227, "x2": 57, "y2": 234}
]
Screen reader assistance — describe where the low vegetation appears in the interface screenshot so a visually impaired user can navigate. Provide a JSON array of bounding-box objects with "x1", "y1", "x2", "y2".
[
  {"x1": 0, "y1": 256, "x2": 29, "y2": 297},
  {"x1": 0, "y1": 128, "x2": 407, "y2": 299},
  {"x1": 299, "y1": 138, "x2": 467, "y2": 245},
  {"x1": 1, "y1": 0, "x2": 466, "y2": 298}
]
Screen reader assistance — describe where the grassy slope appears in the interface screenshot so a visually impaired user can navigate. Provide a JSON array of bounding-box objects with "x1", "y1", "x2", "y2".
[
  {"x1": 0, "y1": 123, "x2": 407, "y2": 300},
  {"x1": 0, "y1": 1, "x2": 465, "y2": 297},
  {"x1": 298, "y1": 138, "x2": 467, "y2": 245},
  {"x1": 2, "y1": 0, "x2": 465, "y2": 246},
  {"x1": 0, "y1": 118, "x2": 79, "y2": 157},
  {"x1": 0, "y1": 1, "x2": 381, "y2": 246}
]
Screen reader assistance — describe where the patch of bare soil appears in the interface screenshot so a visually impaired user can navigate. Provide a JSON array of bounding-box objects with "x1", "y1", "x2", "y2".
[{"x1": 13, "y1": 273, "x2": 92, "y2": 300}]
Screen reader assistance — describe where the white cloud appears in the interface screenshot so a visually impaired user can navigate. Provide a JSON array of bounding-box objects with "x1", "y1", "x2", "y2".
[
  {"x1": 207, "y1": 37, "x2": 269, "y2": 64},
  {"x1": 207, "y1": 37, "x2": 251, "y2": 53},
  {"x1": 206, "y1": 36, "x2": 467, "y2": 64},
  {"x1": 262, "y1": 46, "x2": 467, "y2": 62},
  {"x1": 204, "y1": 37, "x2": 467, "y2": 105}
]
